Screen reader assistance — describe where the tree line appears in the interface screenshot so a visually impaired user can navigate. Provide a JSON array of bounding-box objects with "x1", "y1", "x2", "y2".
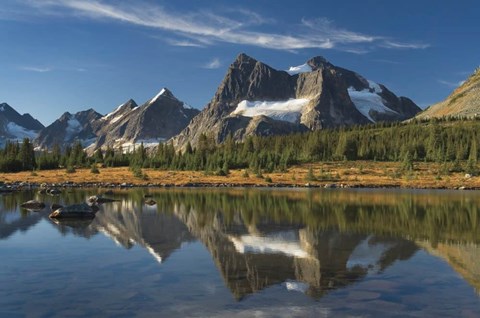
[{"x1": 0, "y1": 118, "x2": 479, "y2": 174}]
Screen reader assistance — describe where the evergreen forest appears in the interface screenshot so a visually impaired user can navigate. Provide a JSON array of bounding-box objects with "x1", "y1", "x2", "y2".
[{"x1": 1, "y1": 118, "x2": 479, "y2": 175}]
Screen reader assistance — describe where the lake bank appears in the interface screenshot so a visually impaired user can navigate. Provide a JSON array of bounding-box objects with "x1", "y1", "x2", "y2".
[{"x1": 1, "y1": 161, "x2": 479, "y2": 190}]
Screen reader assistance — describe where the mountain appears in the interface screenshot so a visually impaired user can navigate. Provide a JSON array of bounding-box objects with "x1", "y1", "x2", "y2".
[
  {"x1": 90, "y1": 88, "x2": 199, "y2": 152},
  {"x1": 34, "y1": 88, "x2": 199, "y2": 152},
  {"x1": 0, "y1": 103, "x2": 44, "y2": 146},
  {"x1": 416, "y1": 68, "x2": 480, "y2": 119},
  {"x1": 35, "y1": 109, "x2": 102, "y2": 150},
  {"x1": 172, "y1": 53, "x2": 421, "y2": 149}
]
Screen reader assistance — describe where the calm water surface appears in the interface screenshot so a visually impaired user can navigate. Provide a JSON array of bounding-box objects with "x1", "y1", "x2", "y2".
[{"x1": 1, "y1": 188, "x2": 480, "y2": 317}]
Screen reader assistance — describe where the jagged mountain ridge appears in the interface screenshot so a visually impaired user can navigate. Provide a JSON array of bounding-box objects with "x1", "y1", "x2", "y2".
[
  {"x1": 3, "y1": 54, "x2": 420, "y2": 151},
  {"x1": 90, "y1": 88, "x2": 199, "y2": 152},
  {"x1": 34, "y1": 88, "x2": 199, "y2": 151},
  {"x1": 0, "y1": 103, "x2": 45, "y2": 146},
  {"x1": 416, "y1": 67, "x2": 480, "y2": 119},
  {"x1": 172, "y1": 53, "x2": 421, "y2": 149},
  {"x1": 35, "y1": 109, "x2": 103, "y2": 150}
]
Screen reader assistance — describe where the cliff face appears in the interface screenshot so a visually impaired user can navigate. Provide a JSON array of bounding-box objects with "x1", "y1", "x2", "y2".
[{"x1": 173, "y1": 53, "x2": 420, "y2": 149}]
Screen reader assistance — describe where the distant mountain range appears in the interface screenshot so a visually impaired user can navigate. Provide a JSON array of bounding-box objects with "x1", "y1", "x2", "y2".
[
  {"x1": 35, "y1": 88, "x2": 199, "y2": 152},
  {"x1": 416, "y1": 67, "x2": 480, "y2": 119},
  {"x1": 1, "y1": 53, "x2": 428, "y2": 152}
]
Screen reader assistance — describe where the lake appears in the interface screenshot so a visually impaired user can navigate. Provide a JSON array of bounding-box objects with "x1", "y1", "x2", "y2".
[{"x1": 1, "y1": 188, "x2": 480, "y2": 317}]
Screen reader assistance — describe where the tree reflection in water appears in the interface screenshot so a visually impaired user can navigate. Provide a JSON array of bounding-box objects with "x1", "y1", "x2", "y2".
[{"x1": 1, "y1": 188, "x2": 479, "y2": 299}]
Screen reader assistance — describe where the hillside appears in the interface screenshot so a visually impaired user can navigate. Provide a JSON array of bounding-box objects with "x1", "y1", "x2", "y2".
[{"x1": 417, "y1": 68, "x2": 480, "y2": 119}]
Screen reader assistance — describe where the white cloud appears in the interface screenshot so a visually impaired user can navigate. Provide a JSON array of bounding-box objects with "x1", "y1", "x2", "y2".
[
  {"x1": 21, "y1": 0, "x2": 429, "y2": 52},
  {"x1": 19, "y1": 66, "x2": 52, "y2": 72},
  {"x1": 165, "y1": 39, "x2": 206, "y2": 48},
  {"x1": 203, "y1": 58, "x2": 221, "y2": 69},
  {"x1": 438, "y1": 79, "x2": 465, "y2": 88},
  {"x1": 381, "y1": 41, "x2": 430, "y2": 49}
]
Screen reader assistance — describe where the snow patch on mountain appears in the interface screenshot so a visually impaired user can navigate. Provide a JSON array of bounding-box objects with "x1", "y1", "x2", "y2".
[
  {"x1": 231, "y1": 99, "x2": 310, "y2": 123},
  {"x1": 115, "y1": 138, "x2": 166, "y2": 153},
  {"x1": 0, "y1": 105, "x2": 5, "y2": 112},
  {"x1": 6, "y1": 122, "x2": 37, "y2": 140},
  {"x1": 103, "y1": 103, "x2": 125, "y2": 120},
  {"x1": 348, "y1": 81, "x2": 396, "y2": 122},
  {"x1": 367, "y1": 80, "x2": 383, "y2": 93},
  {"x1": 286, "y1": 63, "x2": 312, "y2": 75},
  {"x1": 64, "y1": 117, "x2": 82, "y2": 141},
  {"x1": 149, "y1": 88, "x2": 166, "y2": 104}
]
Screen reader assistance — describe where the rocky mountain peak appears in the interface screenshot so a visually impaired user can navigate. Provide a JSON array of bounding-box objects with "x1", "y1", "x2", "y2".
[
  {"x1": 121, "y1": 99, "x2": 138, "y2": 110},
  {"x1": 0, "y1": 102, "x2": 13, "y2": 111},
  {"x1": 172, "y1": 53, "x2": 421, "y2": 150},
  {"x1": 159, "y1": 87, "x2": 174, "y2": 98},
  {"x1": 234, "y1": 53, "x2": 258, "y2": 66},
  {"x1": 213, "y1": 53, "x2": 294, "y2": 106},
  {"x1": 147, "y1": 87, "x2": 178, "y2": 106},
  {"x1": 307, "y1": 56, "x2": 332, "y2": 71},
  {"x1": 59, "y1": 111, "x2": 73, "y2": 121}
]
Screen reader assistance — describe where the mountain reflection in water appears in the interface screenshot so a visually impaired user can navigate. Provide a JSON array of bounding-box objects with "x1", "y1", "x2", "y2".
[{"x1": 1, "y1": 188, "x2": 480, "y2": 303}]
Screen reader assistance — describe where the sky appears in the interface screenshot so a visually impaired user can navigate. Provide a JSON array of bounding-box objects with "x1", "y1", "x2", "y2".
[{"x1": 0, "y1": 0, "x2": 479, "y2": 125}]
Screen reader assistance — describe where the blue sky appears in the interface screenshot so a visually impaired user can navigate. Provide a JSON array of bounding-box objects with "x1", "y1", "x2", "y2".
[{"x1": 0, "y1": 0, "x2": 479, "y2": 125}]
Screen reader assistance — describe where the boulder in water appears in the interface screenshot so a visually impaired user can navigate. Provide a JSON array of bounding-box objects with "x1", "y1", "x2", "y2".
[
  {"x1": 47, "y1": 188, "x2": 62, "y2": 195},
  {"x1": 49, "y1": 203, "x2": 96, "y2": 219},
  {"x1": 145, "y1": 199, "x2": 157, "y2": 206},
  {"x1": 20, "y1": 200, "x2": 45, "y2": 211},
  {"x1": 88, "y1": 195, "x2": 117, "y2": 204}
]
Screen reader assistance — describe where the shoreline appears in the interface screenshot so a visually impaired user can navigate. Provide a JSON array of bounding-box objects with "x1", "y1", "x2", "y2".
[
  {"x1": 1, "y1": 162, "x2": 479, "y2": 191},
  {"x1": 1, "y1": 180, "x2": 478, "y2": 192}
]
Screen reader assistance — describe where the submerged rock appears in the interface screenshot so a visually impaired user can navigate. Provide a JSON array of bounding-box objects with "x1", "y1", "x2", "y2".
[
  {"x1": 88, "y1": 195, "x2": 117, "y2": 204},
  {"x1": 145, "y1": 199, "x2": 157, "y2": 206},
  {"x1": 49, "y1": 203, "x2": 97, "y2": 219},
  {"x1": 47, "y1": 188, "x2": 62, "y2": 195},
  {"x1": 20, "y1": 200, "x2": 45, "y2": 211}
]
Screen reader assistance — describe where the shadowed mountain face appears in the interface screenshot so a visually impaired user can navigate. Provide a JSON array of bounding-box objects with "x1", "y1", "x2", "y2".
[
  {"x1": 173, "y1": 53, "x2": 421, "y2": 149},
  {"x1": 2, "y1": 188, "x2": 480, "y2": 301},
  {"x1": 0, "y1": 103, "x2": 44, "y2": 147},
  {"x1": 417, "y1": 68, "x2": 480, "y2": 119},
  {"x1": 35, "y1": 109, "x2": 102, "y2": 150}
]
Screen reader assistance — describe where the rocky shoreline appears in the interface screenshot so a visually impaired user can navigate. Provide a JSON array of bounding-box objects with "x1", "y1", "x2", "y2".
[{"x1": 0, "y1": 180, "x2": 477, "y2": 191}]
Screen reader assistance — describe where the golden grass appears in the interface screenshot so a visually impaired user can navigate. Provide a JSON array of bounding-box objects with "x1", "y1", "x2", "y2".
[{"x1": 0, "y1": 161, "x2": 478, "y2": 189}]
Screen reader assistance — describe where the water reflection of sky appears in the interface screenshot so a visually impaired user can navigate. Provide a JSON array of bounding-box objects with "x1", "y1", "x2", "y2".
[{"x1": 1, "y1": 188, "x2": 480, "y2": 317}]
